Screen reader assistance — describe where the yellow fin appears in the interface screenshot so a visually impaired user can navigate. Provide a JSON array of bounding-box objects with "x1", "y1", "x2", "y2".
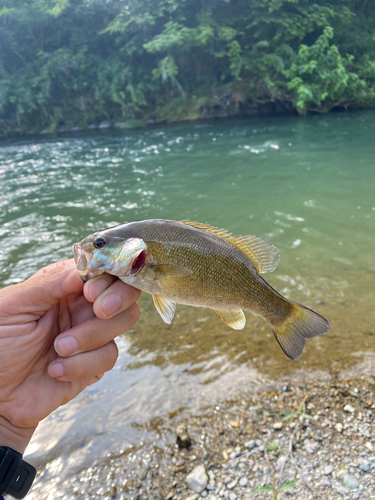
[
  {"x1": 228, "y1": 235, "x2": 279, "y2": 274},
  {"x1": 271, "y1": 303, "x2": 331, "y2": 360},
  {"x1": 212, "y1": 308, "x2": 246, "y2": 330},
  {"x1": 151, "y1": 264, "x2": 192, "y2": 278},
  {"x1": 152, "y1": 294, "x2": 176, "y2": 324},
  {"x1": 180, "y1": 220, "x2": 279, "y2": 273}
]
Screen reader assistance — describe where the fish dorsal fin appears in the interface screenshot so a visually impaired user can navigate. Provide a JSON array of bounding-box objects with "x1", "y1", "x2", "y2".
[
  {"x1": 152, "y1": 294, "x2": 176, "y2": 324},
  {"x1": 228, "y1": 235, "x2": 279, "y2": 274},
  {"x1": 180, "y1": 220, "x2": 233, "y2": 239},
  {"x1": 212, "y1": 308, "x2": 246, "y2": 330},
  {"x1": 180, "y1": 220, "x2": 279, "y2": 274}
]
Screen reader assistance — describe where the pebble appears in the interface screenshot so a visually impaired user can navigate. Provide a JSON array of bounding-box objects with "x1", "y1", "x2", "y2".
[
  {"x1": 186, "y1": 465, "x2": 208, "y2": 493},
  {"x1": 245, "y1": 440, "x2": 255, "y2": 449},
  {"x1": 360, "y1": 464, "x2": 370, "y2": 472},
  {"x1": 226, "y1": 479, "x2": 238, "y2": 490},
  {"x1": 344, "y1": 404, "x2": 355, "y2": 413},
  {"x1": 273, "y1": 421, "x2": 283, "y2": 430},
  {"x1": 365, "y1": 442, "x2": 373, "y2": 451},
  {"x1": 337, "y1": 486, "x2": 349, "y2": 495},
  {"x1": 320, "y1": 479, "x2": 331, "y2": 488},
  {"x1": 323, "y1": 465, "x2": 333, "y2": 475},
  {"x1": 337, "y1": 469, "x2": 347, "y2": 479},
  {"x1": 343, "y1": 474, "x2": 359, "y2": 489},
  {"x1": 334, "y1": 423, "x2": 343, "y2": 433},
  {"x1": 229, "y1": 494, "x2": 237, "y2": 500},
  {"x1": 239, "y1": 477, "x2": 248, "y2": 487}
]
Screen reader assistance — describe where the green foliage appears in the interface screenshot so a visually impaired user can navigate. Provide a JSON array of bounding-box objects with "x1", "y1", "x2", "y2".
[
  {"x1": 253, "y1": 478, "x2": 299, "y2": 499},
  {"x1": 1, "y1": 0, "x2": 375, "y2": 134}
]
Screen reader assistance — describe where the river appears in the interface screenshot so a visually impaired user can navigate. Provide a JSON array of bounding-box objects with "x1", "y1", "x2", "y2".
[{"x1": 0, "y1": 111, "x2": 374, "y2": 498}]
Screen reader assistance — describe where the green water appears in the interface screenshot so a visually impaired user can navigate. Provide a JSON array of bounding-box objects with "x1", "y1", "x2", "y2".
[{"x1": 1, "y1": 111, "x2": 375, "y2": 498}]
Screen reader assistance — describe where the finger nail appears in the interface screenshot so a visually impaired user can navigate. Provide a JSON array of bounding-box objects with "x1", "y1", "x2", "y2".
[
  {"x1": 88, "y1": 278, "x2": 109, "y2": 302},
  {"x1": 49, "y1": 362, "x2": 64, "y2": 378},
  {"x1": 55, "y1": 336, "x2": 78, "y2": 356},
  {"x1": 101, "y1": 294, "x2": 122, "y2": 318}
]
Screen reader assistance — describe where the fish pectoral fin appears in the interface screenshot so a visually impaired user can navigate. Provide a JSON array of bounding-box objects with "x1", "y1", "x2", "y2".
[
  {"x1": 228, "y1": 235, "x2": 279, "y2": 274},
  {"x1": 153, "y1": 294, "x2": 176, "y2": 324},
  {"x1": 151, "y1": 264, "x2": 193, "y2": 279},
  {"x1": 212, "y1": 308, "x2": 246, "y2": 330}
]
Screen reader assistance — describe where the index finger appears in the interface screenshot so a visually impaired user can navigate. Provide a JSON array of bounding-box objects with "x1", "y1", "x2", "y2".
[{"x1": 84, "y1": 276, "x2": 141, "y2": 320}]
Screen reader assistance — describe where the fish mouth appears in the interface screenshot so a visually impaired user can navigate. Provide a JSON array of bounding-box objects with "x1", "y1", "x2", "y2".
[
  {"x1": 72, "y1": 243, "x2": 93, "y2": 281},
  {"x1": 131, "y1": 250, "x2": 147, "y2": 275}
]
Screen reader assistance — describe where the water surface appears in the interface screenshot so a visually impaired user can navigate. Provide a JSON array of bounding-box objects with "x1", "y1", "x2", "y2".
[{"x1": 0, "y1": 111, "x2": 374, "y2": 498}]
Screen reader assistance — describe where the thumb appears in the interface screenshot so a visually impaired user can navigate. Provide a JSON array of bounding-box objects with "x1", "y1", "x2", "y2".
[{"x1": 0, "y1": 259, "x2": 83, "y2": 316}]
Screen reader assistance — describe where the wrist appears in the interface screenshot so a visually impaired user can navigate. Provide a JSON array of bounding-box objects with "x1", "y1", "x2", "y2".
[{"x1": 0, "y1": 417, "x2": 35, "y2": 455}]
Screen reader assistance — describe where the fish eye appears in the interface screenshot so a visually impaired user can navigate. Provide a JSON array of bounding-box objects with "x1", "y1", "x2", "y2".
[{"x1": 93, "y1": 236, "x2": 107, "y2": 249}]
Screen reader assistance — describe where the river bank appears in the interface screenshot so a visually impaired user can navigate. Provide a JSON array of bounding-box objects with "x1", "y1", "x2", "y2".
[{"x1": 37, "y1": 378, "x2": 375, "y2": 500}]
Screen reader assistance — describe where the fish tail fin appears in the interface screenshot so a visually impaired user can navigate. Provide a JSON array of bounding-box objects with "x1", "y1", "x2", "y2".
[{"x1": 271, "y1": 303, "x2": 331, "y2": 360}]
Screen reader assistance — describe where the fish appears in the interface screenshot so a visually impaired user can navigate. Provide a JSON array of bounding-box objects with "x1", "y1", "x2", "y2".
[{"x1": 72, "y1": 219, "x2": 330, "y2": 360}]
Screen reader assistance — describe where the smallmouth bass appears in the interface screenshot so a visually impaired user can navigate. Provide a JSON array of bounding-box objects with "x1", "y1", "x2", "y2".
[{"x1": 72, "y1": 219, "x2": 330, "y2": 360}]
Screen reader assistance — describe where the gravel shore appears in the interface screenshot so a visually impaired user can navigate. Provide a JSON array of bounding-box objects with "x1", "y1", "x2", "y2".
[{"x1": 67, "y1": 379, "x2": 374, "y2": 500}]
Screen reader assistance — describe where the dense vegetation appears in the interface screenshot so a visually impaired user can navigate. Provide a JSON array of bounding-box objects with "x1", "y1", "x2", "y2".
[{"x1": 1, "y1": 0, "x2": 375, "y2": 134}]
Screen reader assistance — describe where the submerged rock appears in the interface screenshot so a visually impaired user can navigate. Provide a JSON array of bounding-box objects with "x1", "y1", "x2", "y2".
[{"x1": 176, "y1": 424, "x2": 192, "y2": 448}]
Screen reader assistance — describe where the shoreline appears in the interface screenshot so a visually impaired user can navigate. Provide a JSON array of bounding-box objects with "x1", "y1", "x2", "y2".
[{"x1": 30, "y1": 378, "x2": 375, "y2": 499}]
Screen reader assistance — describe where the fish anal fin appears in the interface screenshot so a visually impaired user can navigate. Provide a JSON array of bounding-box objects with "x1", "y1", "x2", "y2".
[
  {"x1": 212, "y1": 308, "x2": 246, "y2": 330},
  {"x1": 228, "y1": 235, "x2": 279, "y2": 274},
  {"x1": 152, "y1": 295, "x2": 176, "y2": 324},
  {"x1": 180, "y1": 220, "x2": 279, "y2": 274},
  {"x1": 271, "y1": 303, "x2": 331, "y2": 360},
  {"x1": 151, "y1": 264, "x2": 193, "y2": 278}
]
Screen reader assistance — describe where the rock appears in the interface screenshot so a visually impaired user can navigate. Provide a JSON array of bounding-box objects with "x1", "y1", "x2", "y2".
[
  {"x1": 320, "y1": 479, "x2": 331, "y2": 488},
  {"x1": 176, "y1": 425, "x2": 192, "y2": 449},
  {"x1": 239, "y1": 477, "x2": 248, "y2": 487},
  {"x1": 114, "y1": 122, "x2": 125, "y2": 128},
  {"x1": 229, "y1": 493, "x2": 237, "y2": 500},
  {"x1": 337, "y1": 469, "x2": 347, "y2": 479},
  {"x1": 365, "y1": 442, "x2": 373, "y2": 452},
  {"x1": 186, "y1": 465, "x2": 208, "y2": 493},
  {"x1": 273, "y1": 421, "x2": 283, "y2": 430},
  {"x1": 70, "y1": 126, "x2": 82, "y2": 132},
  {"x1": 245, "y1": 440, "x2": 255, "y2": 449},
  {"x1": 99, "y1": 120, "x2": 111, "y2": 129},
  {"x1": 87, "y1": 124, "x2": 97, "y2": 129},
  {"x1": 227, "y1": 479, "x2": 238, "y2": 490},
  {"x1": 229, "y1": 420, "x2": 239, "y2": 428},
  {"x1": 304, "y1": 439, "x2": 318, "y2": 454},
  {"x1": 337, "y1": 486, "x2": 349, "y2": 495},
  {"x1": 323, "y1": 465, "x2": 333, "y2": 475},
  {"x1": 344, "y1": 404, "x2": 355, "y2": 413},
  {"x1": 360, "y1": 464, "x2": 370, "y2": 472},
  {"x1": 334, "y1": 423, "x2": 343, "y2": 433},
  {"x1": 344, "y1": 474, "x2": 359, "y2": 489},
  {"x1": 276, "y1": 455, "x2": 287, "y2": 470},
  {"x1": 222, "y1": 450, "x2": 229, "y2": 461}
]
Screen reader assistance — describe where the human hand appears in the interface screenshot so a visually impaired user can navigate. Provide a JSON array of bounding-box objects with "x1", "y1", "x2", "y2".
[{"x1": 0, "y1": 259, "x2": 140, "y2": 453}]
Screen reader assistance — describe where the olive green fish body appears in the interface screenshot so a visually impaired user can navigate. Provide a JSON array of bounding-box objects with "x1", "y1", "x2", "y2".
[{"x1": 73, "y1": 219, "x2": 330, "y2": 360}]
